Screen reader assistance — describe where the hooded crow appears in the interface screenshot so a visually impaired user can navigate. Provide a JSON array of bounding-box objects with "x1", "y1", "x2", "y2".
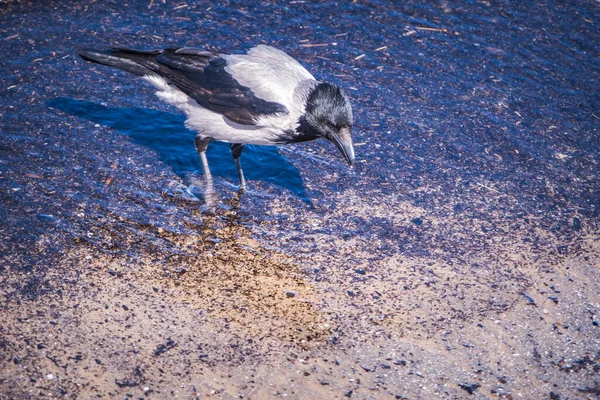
[{"x1": 77, "y1": 45, "x2": 354, "y2": 204}]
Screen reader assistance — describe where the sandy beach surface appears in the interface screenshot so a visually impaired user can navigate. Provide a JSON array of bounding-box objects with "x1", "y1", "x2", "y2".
[{"x1": 1, "y1": 0, "x2": 599, "y2": 398}]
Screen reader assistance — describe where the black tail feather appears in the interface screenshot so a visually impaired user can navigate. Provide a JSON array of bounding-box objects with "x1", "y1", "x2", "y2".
[{"x1": 76, "y1": 47, "x2": 162, "y2": 77}]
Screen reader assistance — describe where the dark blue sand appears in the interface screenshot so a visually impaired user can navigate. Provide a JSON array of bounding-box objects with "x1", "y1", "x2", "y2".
[
  {"x1": 0, "y1": 0, "x2": 598, "y2": 278},
  {"x1": 0, "y1": 0, "x2": 598, "y2": 289},
  {"x1": 2, "y1": 1, "x2": 597, "y2": 228}
]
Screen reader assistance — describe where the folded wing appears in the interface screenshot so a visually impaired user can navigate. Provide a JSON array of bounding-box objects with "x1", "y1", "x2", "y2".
[
  {"x1": 223, "y1": 45, "x2": 316, "y2": 113},
  {"x1": 77, "y1": 46, "x2": 289, "y2": 125}
]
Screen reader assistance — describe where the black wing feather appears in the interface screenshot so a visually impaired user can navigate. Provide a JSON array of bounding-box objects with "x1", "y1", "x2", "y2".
[{"x1": 77, "y1": 46, "x2": 288, "y2": 125}]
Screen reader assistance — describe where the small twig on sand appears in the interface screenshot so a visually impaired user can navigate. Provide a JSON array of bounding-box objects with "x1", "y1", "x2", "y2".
[
  {"x1": 414, "y1": 26, "x2": 448, "y2": 33},
  {"x1": 299, "y1": 43, "x2": 328, "y2": 48},
  {"x1": 475, "y1": 182, "x2": 502, "y2": 194}
]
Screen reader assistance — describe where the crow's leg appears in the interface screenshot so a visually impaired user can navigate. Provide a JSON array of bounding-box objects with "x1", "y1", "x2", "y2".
[
  {"x1": 194, "y1": 135, "x2": 216, "y2": 205},
  {"x1": 230, "y1": 143, "x2": 246, "y2": 191}
]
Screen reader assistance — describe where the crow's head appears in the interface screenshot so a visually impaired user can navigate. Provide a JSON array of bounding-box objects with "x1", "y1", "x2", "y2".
[{"x1": 300, "y1": 82, "x2": 354, "y2": 166}]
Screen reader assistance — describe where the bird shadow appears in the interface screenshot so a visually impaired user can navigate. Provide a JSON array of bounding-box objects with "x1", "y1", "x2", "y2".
[{"x1": 48, "y1": 97, "x2": 311, "y2": 202}]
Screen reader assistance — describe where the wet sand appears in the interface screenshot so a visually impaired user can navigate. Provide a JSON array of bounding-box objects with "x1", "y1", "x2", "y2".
[{"x1": 2, "y1": 192, "x2": 599, "y2": 399}]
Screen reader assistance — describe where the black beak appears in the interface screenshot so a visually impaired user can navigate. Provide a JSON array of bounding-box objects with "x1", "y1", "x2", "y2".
[{"x1": 330, "y1": 126, "x2": 355, "y2": 166}]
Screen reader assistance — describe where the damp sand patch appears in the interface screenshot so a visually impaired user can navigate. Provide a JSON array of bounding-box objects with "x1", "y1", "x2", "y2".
[{"x1": 0, "y1": 212, "x2": 330, "y2": 398}]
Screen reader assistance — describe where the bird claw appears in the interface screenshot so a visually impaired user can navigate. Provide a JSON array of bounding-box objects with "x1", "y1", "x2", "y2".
[{"x1": 202, "y1": 184, "x2": 218, "y2": 208}]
